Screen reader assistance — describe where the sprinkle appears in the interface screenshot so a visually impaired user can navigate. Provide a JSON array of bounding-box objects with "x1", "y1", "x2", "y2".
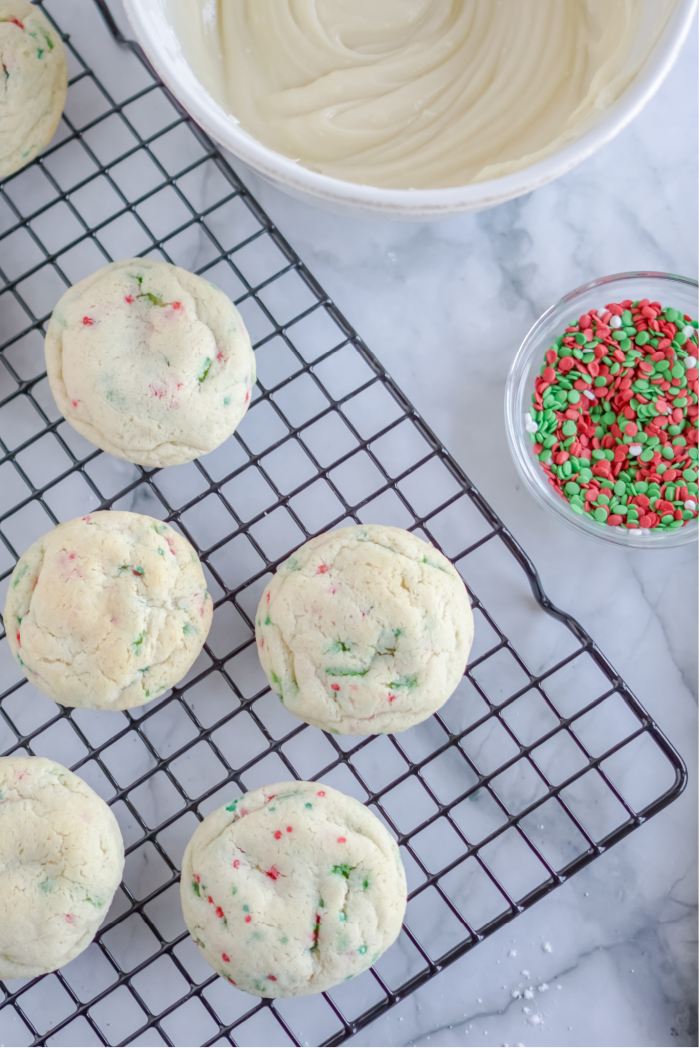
[
  {"x1": 222, "y1": 953, "x2": 230, "y2": 962},
  {"x1": 528, "y1": 299, "x2": 698, "y2": 531},
  {"x1": 245, "y1": 915, "x2": 251, "y2": 922},
  {"x1": 337, "y1": 837, "x2": 346, "y2": 843},
  {"x1": 82, "y1": 317, "x2": 94, "y2": 325}
]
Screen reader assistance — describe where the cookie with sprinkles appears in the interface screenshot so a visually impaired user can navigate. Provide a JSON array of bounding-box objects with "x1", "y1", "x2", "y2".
[
  {"x1": 0, "y1": 756, "x2": 124, "y2": 980},
  {"x1": 2, "y1": 511, "x2": 213, "y2": 710},
  {"x1": 0, "y1": 0, "x2": 68, "y2": 179},
  {"x1": 44, "y1": 258, "x2": 256, "y2": 467},
  {"x1": 180, "y1": 780, "x2": 407, "y2": 997},
  {"x1": 255, "y1": 524, "x2": 474, "y2": 735},
  {"x1": 527, "y1": 298, "x2": 698, "y2": 531}
]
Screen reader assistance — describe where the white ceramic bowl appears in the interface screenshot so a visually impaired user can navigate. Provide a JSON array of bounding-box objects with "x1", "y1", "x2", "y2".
[
  {"x1": 505, "y1": 272, "x2": 699, "y2": 549},
  {"x1": 121, "y1": 0, "x2": 697, "y2": 220}
]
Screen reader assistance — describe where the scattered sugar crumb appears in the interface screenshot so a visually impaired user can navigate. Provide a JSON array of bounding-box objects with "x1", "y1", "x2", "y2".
[
  {"x1": 556, "y1": 984, "x2": 563, "y2": 990},
  {"x1": 523, "y1": 988, "x2": 535, "y2": 1000},
  {"x1": 522, "y1": 1006, "x2": 531, "y2": 1015},
  {"x1": 511, "y1": 989, "x2": 522, "y2": 999},
  {"x1": 521, "y1": 969, "x2": 530, "y2": 977},
  {"x1": 538, "y1": 983, "x2": 549, "y2": 992},
  {"x1": 528, "y1": 1014, "x2": 543, "y2": 1027},
  {"x1": 508, "y1": 948, "x2": 517, "y2": 958},
  {"x1": 542, "y1": 941, "x2": 553, "y2": 953}
]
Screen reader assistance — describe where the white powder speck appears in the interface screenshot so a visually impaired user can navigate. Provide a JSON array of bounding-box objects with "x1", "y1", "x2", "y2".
[
  {"x1": 524, "y1": 989, "x2": 535, "y2": 1000},
  {"x1": 538, "y1": 983, "x2": 549, "y2": 992},
  {"x1": 557, "y1": 984, "x2": 563, "y2": 990},
  {"x1": 542, "y1": 942, "x2": 553, "y2": 953},
  {"x1": 528, "y1": 1014, "x2": 543, "y2": 1027},
  {"x1": 511, "y1": 989, "x2": 522, "y2": 999},
  {"x1": 522, "y1": 1006, "x2": 531, "y2": 1015},
  {"x1": 521, "y1": 969, "x2": 530, "y2": 977},
  {"x1": 508, "y1": 948, "x2": 517, "y2": 957}
]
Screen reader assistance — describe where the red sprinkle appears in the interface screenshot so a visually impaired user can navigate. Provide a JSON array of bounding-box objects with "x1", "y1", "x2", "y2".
[
  {"x1": 222, "y1": 953, "x2": 230, "y2": 962},
  {"x1": 82, "y1": 317, "x2": 94, "y2": 325},
  {"x1": 331, "y1": 683, "x2": 340, "y2": 691}
]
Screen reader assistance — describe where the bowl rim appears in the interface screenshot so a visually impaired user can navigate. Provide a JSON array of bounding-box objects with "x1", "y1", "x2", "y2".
[
  {"x1": 121, "y1": 0, "x2": 698, "y2": 215},
  {"x1": 505, "y1": 271, "x2": 699, "y2": 549}
]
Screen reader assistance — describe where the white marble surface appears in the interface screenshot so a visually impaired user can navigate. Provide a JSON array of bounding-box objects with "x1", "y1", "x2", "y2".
[
  {"x1": 223, "y1": 24, "x2": 699, "y2": 1048},
  {"x1": 0, "y1": 4, "x2": 695, "y2": 1047}
]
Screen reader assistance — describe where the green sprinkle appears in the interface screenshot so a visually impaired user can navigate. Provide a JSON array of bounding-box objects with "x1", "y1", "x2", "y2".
[
  {"x1": 138, "y1": 291, "x2": 167, "y2": 307},
  {"x1": 12, "y1": 563, "x2": 28, "y2": 587},
  {"x1": 192, "y1": 881, "x2": 200, "y2": 896},
  {"x1": 198, "y1": 357, "x2": 213, "y2": 383},
  {"x1": 331, "y1": 864, "x2": 355, "y2": 879},
  {"x1": 388, "y1": 675, "x2": 417, "y2": 689},
  {"x1": 132, "y1": 631, "x2": 146, "y2": 652},
  {"x1": 326, "y1": 667, "x2": 369, "y2": 678}
]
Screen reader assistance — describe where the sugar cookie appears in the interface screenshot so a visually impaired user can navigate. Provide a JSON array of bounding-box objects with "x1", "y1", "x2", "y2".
[
  {"x1": 180, "y1": 780, "x2": 406, "y2": 996},
  {"x1": 0, "y1": 0, "x2": 67, "y2": 179},
  {"x1": 0, "y1": 756, "x2": 124, "y2": 980},
  {"x1": 3, "y1": 510, "x2": 213, "y2": 710},
  {"x1": 255, "y1": 524, "x2": 473, "y2": 734},
  {"x1": 44, "y1": 258, "x2": 256, "y2": 467}
]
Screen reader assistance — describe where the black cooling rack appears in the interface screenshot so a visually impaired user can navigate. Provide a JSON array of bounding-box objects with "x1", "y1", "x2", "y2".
[{"x1": 0, "y1": 3, "x2": 687, "y2": 1046}]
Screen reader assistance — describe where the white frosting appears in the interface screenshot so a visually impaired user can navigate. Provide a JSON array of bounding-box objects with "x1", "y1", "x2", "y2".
[{"x1": 172, "y1": 0, "x2": 669, "y2": 190}]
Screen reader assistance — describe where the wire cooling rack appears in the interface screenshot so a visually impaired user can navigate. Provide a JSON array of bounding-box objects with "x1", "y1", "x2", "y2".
[{"x1": 0, "y1": 2, "x2": 688, "y2": 1046}]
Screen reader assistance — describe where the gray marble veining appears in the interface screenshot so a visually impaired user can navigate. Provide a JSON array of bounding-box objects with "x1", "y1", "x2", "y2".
[{"x1": 223, "y1": 24, "x2": 698, "y2": 1048}]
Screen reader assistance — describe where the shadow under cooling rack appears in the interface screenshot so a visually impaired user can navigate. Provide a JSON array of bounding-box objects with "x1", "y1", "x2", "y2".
[{"x1": 0, "y1": 2, "x2": 687, "y2": 1046}]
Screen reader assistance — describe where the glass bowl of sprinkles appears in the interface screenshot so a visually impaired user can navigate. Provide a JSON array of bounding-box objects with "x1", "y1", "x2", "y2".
[{"x1": 506, "y1": 272, "x2": 699, "y2": 548}]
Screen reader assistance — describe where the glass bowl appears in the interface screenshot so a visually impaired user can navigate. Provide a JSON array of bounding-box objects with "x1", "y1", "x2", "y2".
[{"x1": 505, "y1": 272, "x2": 698, "y2": 548}]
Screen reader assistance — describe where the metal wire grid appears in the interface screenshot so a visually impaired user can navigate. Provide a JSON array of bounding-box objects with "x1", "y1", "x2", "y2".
[{"x1": 0, "y1": 2, "x2": 687, "y2": 1046}]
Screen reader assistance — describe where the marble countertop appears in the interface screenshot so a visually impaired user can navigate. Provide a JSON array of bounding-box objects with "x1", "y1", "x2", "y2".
[
  {"x1": 0, "y1": 4, "x2": 695, "y2": 1047},
  {"x1": 226, "y1": 25, "x2": 698, "y2": 1048}
]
